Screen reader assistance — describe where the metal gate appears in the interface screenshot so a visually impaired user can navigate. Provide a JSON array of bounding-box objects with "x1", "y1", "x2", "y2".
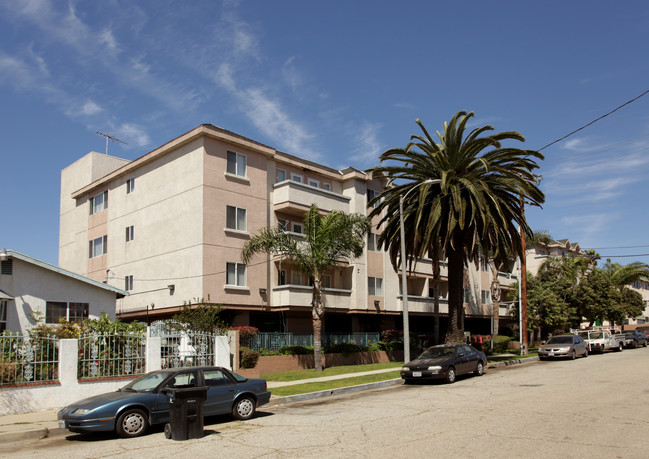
[{"x1": 149, "y1": 320, "x2": 217, "y2": 368}]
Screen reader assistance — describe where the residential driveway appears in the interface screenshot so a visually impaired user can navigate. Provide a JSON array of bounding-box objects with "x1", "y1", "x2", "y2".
[{"x1": 3, "y1": 348, "x2": 649, "y2": 458}]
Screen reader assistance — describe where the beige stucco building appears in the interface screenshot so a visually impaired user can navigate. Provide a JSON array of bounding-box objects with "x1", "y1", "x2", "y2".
[{"x1": 58, "y1": 124, "x2": 516, "y2": 336}]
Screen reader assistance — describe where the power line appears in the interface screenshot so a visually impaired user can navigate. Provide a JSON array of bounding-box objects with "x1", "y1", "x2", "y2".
[
  {"x1": 585, "y1": 244, "x2": 649, "y2": 250},
  {"x1": 538, "y1": 88, "x2": 649, "y2": 152}
]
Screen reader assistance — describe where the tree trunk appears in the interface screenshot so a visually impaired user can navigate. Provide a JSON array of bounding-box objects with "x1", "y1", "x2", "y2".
[
  {"x1": 433, "y1": 261, "x2": 441, "y2": 345},
  {"x1": 446, "y1": 248, "x2": 465, "y2": 343},
  {"x1": 312, "y1": 284, "x2": 325, "y2": 372}
]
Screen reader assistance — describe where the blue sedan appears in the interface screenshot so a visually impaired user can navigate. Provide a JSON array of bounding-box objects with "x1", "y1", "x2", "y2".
[{"x1": 57, "y1": 366, "x2": 271, "y2": 437}]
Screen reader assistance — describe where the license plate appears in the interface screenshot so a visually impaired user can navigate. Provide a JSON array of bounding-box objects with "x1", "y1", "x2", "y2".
[
  {"x1": 548, "y1": 352, "x2": 554, "y2": 356},
  {"x1": 58, "y1": 421, "x2": 66, "y2": 429},
  {"x1": 412, "y1": 371, "x2": 422, "y2": 377}
]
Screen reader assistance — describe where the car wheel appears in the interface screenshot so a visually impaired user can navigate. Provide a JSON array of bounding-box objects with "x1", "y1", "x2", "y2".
[
  {"x1": 232, "y1": 396, "x2": 256, "y2": 420},
  {"x1": 633, "y1": 340, "x2": 638, "y2": 349},
  {"x1": 474, "y1": 361, "x2": 484, "y2": 376},
  {"x1": 570, "y1": 350, "x2": 576, "y2": 360},
  {"x1": 445, "y1": 366, "x2": 456, "y2": 384},
  {"x1": 617, "y1": 342, "x2": 623, "y2": 352},
  {"x1": 643, "y1": 341, "x2": 647, "y2": 348},
  {"x1": 116, "y1": 408, "x2": 149, "y2": 438},
  {"x1": 583, "y1": 348, "x2": 588, "y2": 358}
]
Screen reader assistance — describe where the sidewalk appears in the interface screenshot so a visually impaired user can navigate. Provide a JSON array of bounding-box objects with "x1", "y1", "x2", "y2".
[{"x1": 0, "y1": 358, "x2": 537, "y2": 443}]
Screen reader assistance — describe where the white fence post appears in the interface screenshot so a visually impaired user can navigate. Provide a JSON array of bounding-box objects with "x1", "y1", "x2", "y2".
[
  {"x1": 146, "y1": 336, "x2": 161, "y2": 373},
  {"x1": 228, "y1": 330, "x2": 240, "y2": 371},
  {"x1": 58, "y1": 339, "x2": 78, "y2": 386},
  {"x1": 214, "y1": 334, "x2": 231, "y2": 369}
]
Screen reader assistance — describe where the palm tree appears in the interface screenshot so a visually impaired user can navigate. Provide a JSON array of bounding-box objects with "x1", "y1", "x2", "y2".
[
  {"x1": 241, "y1": 204, "x2": 370, "y2": 372},
  {"x1": 604, "y1": 260, "x2": 649, "y2": 288},
  {"x1": 369, "y1": 111, "x2": 544, "y2": 343}
]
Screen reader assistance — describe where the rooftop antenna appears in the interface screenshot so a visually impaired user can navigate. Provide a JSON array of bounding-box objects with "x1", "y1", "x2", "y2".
[{"x1": 96, "y1": 131, "x2": 128, "y2": 155}]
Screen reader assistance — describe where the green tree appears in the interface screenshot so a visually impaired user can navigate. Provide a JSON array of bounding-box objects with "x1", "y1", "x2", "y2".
[
  {"x1": 575, "y1": 269, "x2": 618, "y2": 327},
  {"x1": 241, "y1": 204, "x2": 370, "y2": 372},
  {"x1": 369, "y1": 111, "x2": 544, "y2": 342},
  {"x1": 172, "y1": 303, "x2": 229, "y2": 333}
]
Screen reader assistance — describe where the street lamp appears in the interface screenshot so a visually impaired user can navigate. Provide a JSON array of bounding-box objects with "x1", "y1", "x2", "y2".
[{"x1": 399, "y1": 178, "x2": 437, "y2": 363}]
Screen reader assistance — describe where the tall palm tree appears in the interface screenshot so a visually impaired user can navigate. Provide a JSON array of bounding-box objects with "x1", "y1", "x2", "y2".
[
  {"x1": 369, "y1": 111, "x2": 544, "y2": 343},
  {"x1": 241, "y1": 204, "x2": 370, "y2": 372},
  {"x1": 604, "y1": 260, "x2": 649, "y2": 288}
]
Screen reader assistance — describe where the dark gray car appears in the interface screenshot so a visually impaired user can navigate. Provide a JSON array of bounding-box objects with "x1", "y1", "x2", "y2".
[{"x1": 538, "y1": 334, "x2": 588, "y2": 360}]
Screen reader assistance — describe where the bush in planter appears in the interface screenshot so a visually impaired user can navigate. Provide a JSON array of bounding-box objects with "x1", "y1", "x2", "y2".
[
  {"x1": 324, "y1": 342, "x2": 367, "y2": 357},
  {"x1": 240, "y1": 347, "x2": 260, "y2": 368},
  {"x1": 483, "y1": 335, "x2": 511, "y2": 354},
  {"x1": 278, "y1": 345, "x2": 313, "y2": 355},
  {"x1": 259, "y1": 348, "x2": 281, "y2": 356}
]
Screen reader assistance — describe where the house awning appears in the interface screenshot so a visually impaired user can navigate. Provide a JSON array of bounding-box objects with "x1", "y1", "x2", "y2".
[{"x1": 0, "y1": 289, "x2": 13, "y2": 300}]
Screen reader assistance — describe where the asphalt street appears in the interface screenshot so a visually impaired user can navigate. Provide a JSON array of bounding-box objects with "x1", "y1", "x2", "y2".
[{"x1": 2, "y1": 348, "x2": 648, "y2": 458}]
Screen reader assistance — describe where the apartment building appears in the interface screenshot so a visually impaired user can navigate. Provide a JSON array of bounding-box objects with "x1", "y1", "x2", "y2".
[{"x1": 59, "y1": 124, "x2": 513, "y2": 336}]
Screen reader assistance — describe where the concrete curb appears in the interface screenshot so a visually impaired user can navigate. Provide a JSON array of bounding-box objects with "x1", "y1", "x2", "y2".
[
  {"x1": 487, "y1": 356, "x2": 539, "y2": 368},
  {"x1": 267, "y1": 378, "x2": 404, "y2": 406},
  {"x1": 0, "y1": 426, "x2": 67, "y2": 443}
]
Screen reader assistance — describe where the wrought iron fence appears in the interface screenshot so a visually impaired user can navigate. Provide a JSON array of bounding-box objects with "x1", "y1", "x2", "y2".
[
  {"x1": 149, "y1": 320, "x2": 219, "y2": 368},
  {"x1": 248, "y1": 332, "x2": 380, "y2": 351},
  {"x1": 0, "y1": 332, "x2": 59, "y2": 385},
  {"x1": 78, "y1": 332, "x2": 146, "y2": 379}
]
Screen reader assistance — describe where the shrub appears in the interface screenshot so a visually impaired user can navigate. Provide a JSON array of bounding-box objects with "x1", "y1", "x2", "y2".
[
  {"x1": 278, "y1": 345, "x2": 312, "y2": 355},
  {"x1": 259, "y1": 348, "x2": 281, "y2": 356},
  {"x1": 483, "y1": 335, "x2": 511, "y2": 354},
  {"x1": 323, "y1": 342, "x2": 367, "y2": 356},
  {"x1": 230, "y1": 326, "x2": 259, "y2": 347},
  {"x1": 240, "y1": 347, "x2": 260, "y2": 368}
]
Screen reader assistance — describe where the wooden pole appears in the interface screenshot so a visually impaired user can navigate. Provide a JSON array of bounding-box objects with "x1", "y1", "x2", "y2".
[{"x1": 520, "y1": 195, "x2": 529, "y2": 355}]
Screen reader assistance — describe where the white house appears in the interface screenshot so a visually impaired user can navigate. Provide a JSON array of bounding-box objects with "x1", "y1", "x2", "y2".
[{"x1": 0, "y1": 249, "x2": 127, "y2": 332}]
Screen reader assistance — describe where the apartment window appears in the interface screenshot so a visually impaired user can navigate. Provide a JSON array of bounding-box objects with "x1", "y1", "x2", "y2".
[
  {"x1": 126, "y1": 178, "x2": 135, "y2": 194},
  {"x1": 291, "y1": 173, "x2": 303, "y2": 183},
  {"x1": 45, "y1": 301, "x2": 67, "y2": 324},
  {"x1": 464, "y1": 288, "x2": 470, "y2": 304},
  {"x1": 226, "y1": 262, "x2": 246, "y2": 286},
  {"x1": 368, "y1": 277, "x2": 383, "y2": 296},
  {"x1": 367, "y1": 189, "x2": 380, "y2": 208},
  {"x1": 308, "y1": 179, "x2": 319, "y2": 188},
  {"x1": 226, "y1": 206, "x2": 247, "y2": 231},
  {"x1": 278, "y1": 218, "x2": 288, "y2": 232},
  {"x1": 89, "y1": 191, "x2": 108, "y2": 215},
  {"x1": 292, "y1": 223, "x2": 303, "y2": 234},
  {"x1": 125, "y1": 225, "x2": 134, "y2": 242},
  {"x1": 1, "y1": 259, "x2": 12, "y2": 275},
  {"x1": 323, "y1": 275, "x2": 332, "y2": 289},
  {"x1": 481, "y1": 290, "x2": 491, "y2": 304},
  {"x1": 278, "y1": 269, "x2": 287, "y2": 286},
  {"x1": 368, "y1": 233, "x2": 380, "y2": 252},
  {"x1": 125, "y1": 275, "x2": 134, "y2": 291},
  {"x1": 323, "y1": 183, "x2": 331, "y2": 191},
  {"x1": 88, "y1": 235, "x2": 107, "y2": 258},
  {"x1": 226, "y1": 150, "x2": 246, "y2": 177},
  {"x1": 291, "y1": 273, "x2": 302, "y2": 285},
  {"x1": 0, "y1": 301, "x2": 6, "y2": 332},
  {"x1": 277, "y1": 169, "x2": 286, "y2": 182},
  {"x1": 68, "y1": 303, "x2": 89, "y2": 322}
]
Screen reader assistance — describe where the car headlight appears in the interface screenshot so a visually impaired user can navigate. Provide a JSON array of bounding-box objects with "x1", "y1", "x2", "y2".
[
  {"x1": 427, "y1": 366, "x2": 442, "y2": 371},
  {"x1": 73, "y1": 408, "x2": 93, "y2": 415},
  {"x1": 401, "y1": 367, "x2": 410, "y2": 372}
]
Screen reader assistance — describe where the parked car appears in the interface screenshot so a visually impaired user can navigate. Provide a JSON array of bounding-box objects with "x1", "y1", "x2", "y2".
[
  {"x1": 538, "y1": 334, "x2": 588, "y2": 360},
  {"x1": 400, "y1": 344, "x2": 486, "y2": 384},
  {"x1": 57, "y1": 366, "x2": 271, "y2": 438},
  {"x1": 623, "y1": 330, "x2": 648, "y2": 348}
]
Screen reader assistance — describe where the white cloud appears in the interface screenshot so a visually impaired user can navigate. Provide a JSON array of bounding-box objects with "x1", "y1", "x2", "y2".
[
  {"x1": 116, "y1": 123, "x2": 150, "y2": 147},
  {"x1": 349, "y1": 122, "x2": 383, "y2": 166},
  {"x1": 79, "y1": 100, "x2": 103, "y2": 116}
]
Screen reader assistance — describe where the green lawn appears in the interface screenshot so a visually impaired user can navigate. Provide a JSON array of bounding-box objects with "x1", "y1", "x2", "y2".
[
  {"x1": 262, "y1": 361, "x2": 403, "y2": 382},
  {"x1": 269, "y1": 371, "x2": 402, "y2": 397}
]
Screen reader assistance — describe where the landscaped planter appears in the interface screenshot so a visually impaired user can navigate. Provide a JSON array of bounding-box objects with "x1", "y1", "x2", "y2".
[{"x1": 236, "y1": 350, "x2": 404, "y2": 378}]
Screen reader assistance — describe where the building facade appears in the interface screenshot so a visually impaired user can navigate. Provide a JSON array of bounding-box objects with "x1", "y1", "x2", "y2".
[{"x1": 59, "y1": 124, "x2": 516, "y2": 336}]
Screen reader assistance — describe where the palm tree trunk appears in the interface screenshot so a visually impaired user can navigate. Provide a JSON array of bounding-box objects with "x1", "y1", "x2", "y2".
[
  {"x1": 433, "y1": 261, "x2": 440, "y2": 345},
  {"x1": 312, "y1": 285, "x2": 325, "y2": 372},
  {"x1": 446, "y1": 248, "x2": 465, "y2": 343}
]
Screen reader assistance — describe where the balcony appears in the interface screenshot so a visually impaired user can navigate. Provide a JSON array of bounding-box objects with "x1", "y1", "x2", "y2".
[
  {"x1": 397, "y1": 296, "x2": 449, "y2": 314},
  {"x1": 271, "y1": 285, "x2": 352, "y2": 310},
  {"x1": 273, "y1": 180, "x2": 351, "y2": 217}
]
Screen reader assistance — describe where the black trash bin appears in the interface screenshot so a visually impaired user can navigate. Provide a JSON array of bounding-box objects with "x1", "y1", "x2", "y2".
[{"x1": 164, "y1": 386, "x2": 208, "y2": 441}]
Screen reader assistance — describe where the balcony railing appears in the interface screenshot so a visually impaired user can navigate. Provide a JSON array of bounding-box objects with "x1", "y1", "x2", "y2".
[{"x1": 273, "y1": 180, "x2": 351, "y2": 216}]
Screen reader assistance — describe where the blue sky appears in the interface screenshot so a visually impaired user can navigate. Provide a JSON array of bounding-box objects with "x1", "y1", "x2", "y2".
[{"x1": 2, "y1": 0, "x2": 649, "y2": 266}]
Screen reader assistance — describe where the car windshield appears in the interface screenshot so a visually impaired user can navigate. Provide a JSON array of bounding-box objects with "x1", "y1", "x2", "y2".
[
  {"x1": 121, "y1": 372, "x2": 168, "y2": 392},
  {"x1": 417, "y1": 346, "x2": 456, "y2": 359},
  {"x1": 546, "y1": 336, "x2": 573, "y2": 344}
]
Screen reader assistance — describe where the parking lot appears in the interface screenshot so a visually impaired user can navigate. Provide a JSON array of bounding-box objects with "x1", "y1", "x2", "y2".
[{"x1": 3, "y1": 347, "x2": 649, "y2": 458}]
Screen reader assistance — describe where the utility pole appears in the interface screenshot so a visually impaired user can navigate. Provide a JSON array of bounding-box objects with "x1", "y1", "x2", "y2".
[{"x1": 520, "y1": 195, "x2": 529, "y2": 355}]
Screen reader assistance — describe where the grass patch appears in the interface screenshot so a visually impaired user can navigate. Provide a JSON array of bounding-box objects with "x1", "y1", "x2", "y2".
[
  {"x1": 270, "y1": 371, "x2": 401, "y2": 396},
  {"x1": 262, "y1": 361, "x2": 403, "y2": 382}
]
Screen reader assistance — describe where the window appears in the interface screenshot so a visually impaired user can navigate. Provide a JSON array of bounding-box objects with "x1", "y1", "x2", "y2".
[
  {"x1": 125, "y1": 225, "x2": 134, "y2": 242},
  {"x1": 323, "y1": 183, "x2": 331, "y2": 191},
  {"x1": 278, "y1": 218, "x2": 288, "y2": 232},
  {"x1": 291, "y1": 273, "x2": 302, "y2": 285},
  {"x1": 1, "y1": 259, "x2": 12, "y2": 275},
  {"x1": 322, "y1": 275, "x2": 332, "y2": 289},
  {"x1": 45, "y1": 301, "x2": 67, "y2": 324},
  {"x1": 308, "y1": 178, "x2": 319, "y2": 188},
  {"x1": 277, "y1": 169, "x2": 286, "y2": 182},
  {"x1": 368, "y1": 233, "x2": 380, "y2": 251},
  {"x1": 226, "y1": 262, "x2": 246, "y2": 286},
  {"x1": 89, "y1": 191, "x2": 108, "y2": 215},
  {"x1": 204, "y1": 369, "x2": 230, "y2": 386},
  {"x1": 292, "y1": 223, "x2": 303, "y2": 234},
  {"x1": 368, "y1": 277, "x2": 383, "y2": 296},
  {"x1": 226, "y1": 150, "x2": 246, "y2": 177},
  {"x1": 464, "y1": 288, "x2": 470, "y2": 304},
  {"x1": 0, "y1": 301, "x2": 6, "y2": 332},
  {"x1": 481, "y1": 290, "x2": 491, "y2": 304},
  {"x1": 89, "y1": 235, "x2": 107, "y2": 258},
  {"x1": 68, "y1": 303, "x2": 89, "y2": 322},
  {"x1": 278, "y1": 269, "x2": 287, "y2": 286},
  {"x1": 126, "y1": 178, "x2": 135, "y2": 194},
  {"x1": 291, "y1": 173, "x2": 303, "y2": 183},
  {"x1": 125, "y1": 275, "x2": 134, "y2": 291},
  {"x1": 226, "y1": 206, "x2": 247, "y2": 231},
  {"x1": 367, "y1": 189, "x2": 380, "y2": 208}
]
